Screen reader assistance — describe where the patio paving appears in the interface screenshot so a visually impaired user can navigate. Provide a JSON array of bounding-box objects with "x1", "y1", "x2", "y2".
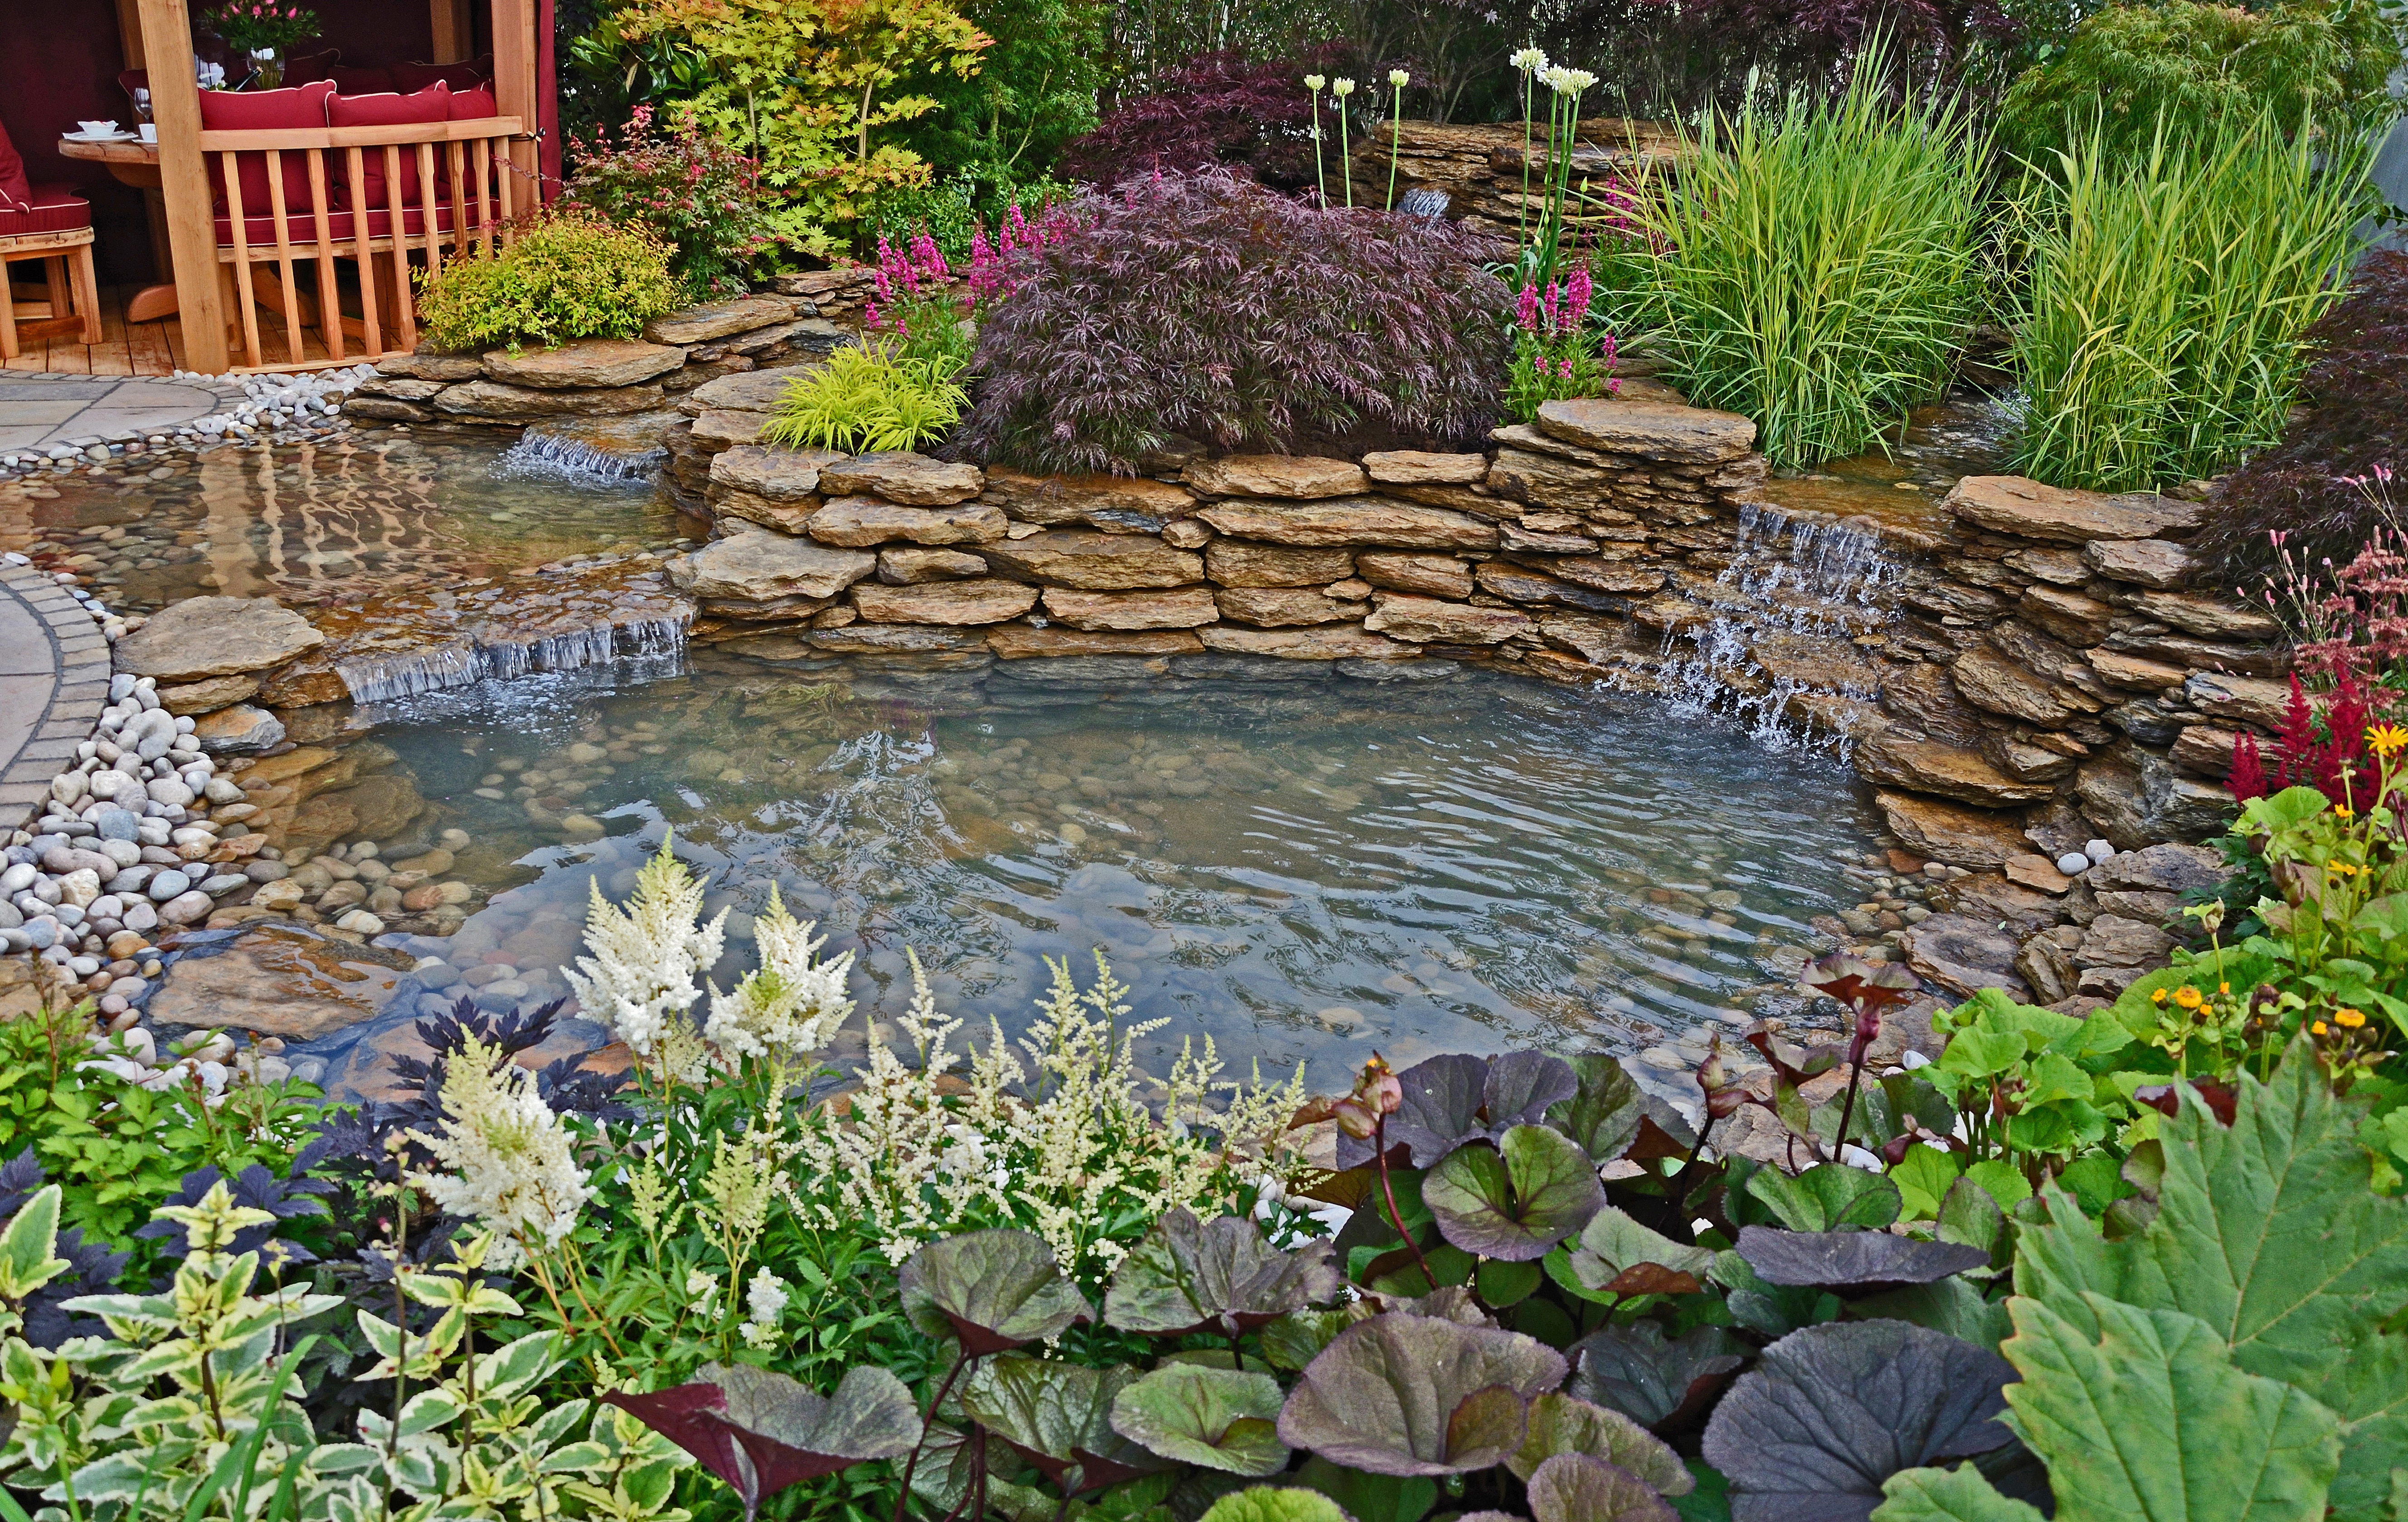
[
  {"x1": 0, "y1": 561, "x2": 111, "y2": 831},
  {"x1": 0, "y1": 374, "x2": 243, "y2": 455}
]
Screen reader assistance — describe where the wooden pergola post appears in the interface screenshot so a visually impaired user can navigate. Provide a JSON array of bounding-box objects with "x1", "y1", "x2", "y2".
[
  {"x1": 135, "y1": 0, "x2": 230, "y2": 374},
  {"x1": 492, "y1": 0, "x2": 540, "y2": 196}
]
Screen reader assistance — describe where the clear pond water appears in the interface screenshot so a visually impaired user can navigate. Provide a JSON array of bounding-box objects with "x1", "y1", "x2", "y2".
[
  {"x1": 295, "y1": 650, "x2": 1885, "y2": 1095},
  {"x1": 1, "y1": 422, "x2": 1979, "y2": 1098}
]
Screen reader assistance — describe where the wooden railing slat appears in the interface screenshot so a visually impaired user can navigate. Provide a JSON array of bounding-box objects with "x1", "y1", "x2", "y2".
[
  {"x1": 347, "y1": 145, "x2": 382, "y2": 358},
  {"x1": 262, "y1": 147, "x2": 304, "y2": 363},
  {"x1": 217, "y1": 151, "x2": 263, "y2": 368},
  {"x1": 304, "y1": 150, "x2": 342, "y2": 362}
]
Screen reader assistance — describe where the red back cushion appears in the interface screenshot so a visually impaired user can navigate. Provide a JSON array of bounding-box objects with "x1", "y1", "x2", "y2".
[
  {"x1": 331, "y1": 83, "x2": 450, "y2": 206},
  {"x1": 282, "y1": 49, "x2": 342, "y2": 87},
  {"x1": 448, "y1": 86, "x2": 498, "y2": 121},
  {"x1": 197, "y1": 81, "x2": 335, "y2": 215},
  {"x1": 393, "y1": 60, "x2": 488, "y2": 92},
  {"x1": 0, "y1": 115, "x2": 30, "y2": 211},
  {"x1": 326, "y1": 63, "x2": 394, "y2": 94}
]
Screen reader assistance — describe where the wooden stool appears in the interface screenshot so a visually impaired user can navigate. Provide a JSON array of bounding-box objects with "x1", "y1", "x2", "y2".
[{"x1": 0, "y1": 227, "x2": 103, "y2": 361}]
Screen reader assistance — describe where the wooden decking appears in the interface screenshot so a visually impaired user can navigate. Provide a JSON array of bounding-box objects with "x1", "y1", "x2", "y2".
[{"x1": 0, "y1": 280, "x2": 356, "y2": 377}]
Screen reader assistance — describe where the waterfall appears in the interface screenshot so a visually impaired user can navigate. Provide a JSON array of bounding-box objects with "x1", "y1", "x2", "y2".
[
  {"x1": 1639, "y1": 503, "x2": 1897, "y2": 751},
  {"x1": 496, "y1": 431, "x2": 665, "y2": 484},
  {"x1": 336, "y1": 611, "x2": 691, "y2": 702}
]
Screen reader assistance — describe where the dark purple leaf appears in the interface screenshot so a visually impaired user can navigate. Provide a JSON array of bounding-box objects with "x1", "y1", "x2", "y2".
[
  {"x1": 1566, "y1": 1322, "x2": 1748, "y2": 1431},
  {"x1": 1734, "y1": 1227, "x2": 1993, "y2": 1290},
  {"x1": 602, "y1": 1364, "x2": 920, "y2": 1520},
  {"x1": 1700, "y1": 1321, "x2": 2019, "y2": 1522}
]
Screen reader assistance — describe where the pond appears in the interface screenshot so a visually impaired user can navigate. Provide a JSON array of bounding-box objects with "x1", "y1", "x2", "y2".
[
  {"x1": 288, "y1": 647, "x2": 1885, "y2": 1098},
  {"x1": 4, "y1": 408, "x2": 2015, "y2": 1101}
]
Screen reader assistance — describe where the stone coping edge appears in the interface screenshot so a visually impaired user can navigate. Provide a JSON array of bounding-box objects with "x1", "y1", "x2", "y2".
[{"x1": 0, "y1": 564, "x2": 112, "y2": 832}]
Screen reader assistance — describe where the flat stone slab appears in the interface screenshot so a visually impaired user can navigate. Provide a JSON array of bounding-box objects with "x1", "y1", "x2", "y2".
[
  {"x1": 710, "y1": 444, "x2": 846, "y2": 501},
  {"x1": 818, "y1": 452, "x2": 986, "y2": 505},
  {"x1": 980, "y1": 531, "x2": 1205, "y2": 590},
  {"x1": 1197, "y1": 498, "x2": 1499, "y2": 551},
  {"x1": 1533, "y1": 397, "x2": 1756, "y2": 463},
  {"x1": 807, "y1": 497, "x2": 1007, "y2": 547},
  {"x1": 1875, "y1": 790, "x2": 2033, "y2": 868},
  {"x1": 852, "y1": 579, "x2": 1039, "y2": 625},
  {"x1": 684, "y1": 366, "x2": 823, "y2": 414},
  {"x1": 987, "y1": 625, "x2": 1206, "y2": 659},
  {"x1": 983, "y1": 468, "x2": 1197, "y2": 530},
  {"x1": 1184, "y1": 455, "x2": 1371, "y2": 499},
  {"x1": 114, "y1": 596, "x2": 325, "y2": 681},
  {"x1": 644, "y1": 293, "x2": 803, "y2": 346},
  {"x1": 434, "y1": 379, "x2": 666, "y2": 419},
  {"x1": 1945, "y1": 476, "x2": 2202, "y2": 543},
  {"x1": 481, "y1": 339, "x2": 686, "y2": 390},
  {"x1": 1362, "y1": 449, "x2": 1489, "y2": 485},
  {"x1": 667, "y1": 531, "x2": 876, "y2": 602}
]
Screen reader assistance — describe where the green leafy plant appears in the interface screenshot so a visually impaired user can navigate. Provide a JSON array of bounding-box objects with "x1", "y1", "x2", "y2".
[
  {"x1": 1609, "y1": 54, "x2": 1988, "y2": 468},
  {"x1": 2007, "y1": 111, "x2": 2372, "y2": 493},
  {"x1": 0, "y1": 986, "x2": 320, "y2": 1266},
  {"x1": 1997, "y1": 0, "x2": 2403, "y2": 164},
  {"x1": 560, "y1": 103, "x2": 800, "y2": 298},
  {"x1": 760, "y1": 344, "x2": 969, "y2": 454},
  {"x1": 1875, "y1": 1041, "x2": 2408, "y2": 1522},
  {"x1": 416, "y1": 212, "x2": 683, "y2": 353}
]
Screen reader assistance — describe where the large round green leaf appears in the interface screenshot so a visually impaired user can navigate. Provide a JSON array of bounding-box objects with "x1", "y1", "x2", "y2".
[
  {"x1": 1277, "y1": 1312, "x2": 1568, "y2": 1477},
  {"x1": 1527, "y1": 1454, "x2": 1679, "y2": 1522},
  {"x1": 1198, "y1": 1488, "x2": 1357, "y2": 1522},
  {"x1": 898, "y1": 1228, "x2": 1093, "y2": 1355},
  {"x1": 1104, "y1": 1208, "x2": 1343, "y2": 1337},
  {"x1": 1423, "y1": 1125, "x2": 1605, "y2": 1263},
  {"x1": 959, "y1": 1355, "x2": 1169, "y2": 1495},
  {"x1": 1110, "y1": 1363, "x2": 1290, "y2": 1476},
  {"x1": 1508, "y1": 1392, "x2": 1691, "y2": 1493}
]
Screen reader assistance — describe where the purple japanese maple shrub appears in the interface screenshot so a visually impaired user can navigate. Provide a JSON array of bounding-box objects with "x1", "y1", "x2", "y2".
[{"x1": 954, "y1": 170, "x2": 1509, "y2": 476}]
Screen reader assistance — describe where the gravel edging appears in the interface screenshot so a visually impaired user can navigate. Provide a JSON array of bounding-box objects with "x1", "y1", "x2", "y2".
[{"x1": 0, "y1": 367, "x2": 373, "y2": 480}]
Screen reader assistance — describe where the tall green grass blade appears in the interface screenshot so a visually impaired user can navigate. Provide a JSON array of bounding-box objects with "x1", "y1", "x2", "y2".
[
  {"x1": 2009, "y1": 110, "x2": 2373, "y2": 491},
  {"x1": 1614, "y1": 50, "x2": 1989, "y2": 468}
]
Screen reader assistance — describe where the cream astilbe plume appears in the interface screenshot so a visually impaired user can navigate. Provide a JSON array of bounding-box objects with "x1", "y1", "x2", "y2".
[
  {"x1": 561, "y1": 838, "x2": 725, "y2": 1056},
  {"x1": 406, "y1": 1035, "x2": 591, "y2": 1271},
  {"x1": 703, "y1": 885, "x2": 856, "y2": 1061}
]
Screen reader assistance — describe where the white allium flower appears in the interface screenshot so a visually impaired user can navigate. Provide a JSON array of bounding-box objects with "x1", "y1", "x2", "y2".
[
  {"x1": 1388, "y1": 68, "x2": 1410, "y2": 87},
  {"x1": 1304, "y1": 73, "x2": 1326, "y2": 91},
  {"x1": 406, "y1": 1037, "x2": 591, "y2": 1272},
  {"x1": 1511, "y1": 45, "x2": 1549, "y2": 72},
  {"x1": 1547, "y1": 66, "x2": 1597, "y2": 93},
  {"x1": 739, "y1": 1268, "x2": 790, "y2": 1349},
  {"x1": 1332, "y1": 78, "x2": 1357, "y2": 97},
  {"x1": 560, "y1": 839, "x2": 725, "y2": 1056},
  {"x1": 703, "y1": 885, "x2": 856, "y2": 1062}
]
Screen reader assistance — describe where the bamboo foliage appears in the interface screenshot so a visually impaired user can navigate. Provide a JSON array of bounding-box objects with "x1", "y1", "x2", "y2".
[{"x1": 2009, "y1": 112, "x2": 2374, "y2": 493}]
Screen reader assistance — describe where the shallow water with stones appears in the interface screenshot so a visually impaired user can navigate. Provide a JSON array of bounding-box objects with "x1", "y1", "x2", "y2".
[{"x1": 280, "y1": 649, "x2": 1885, "y2": 1098}]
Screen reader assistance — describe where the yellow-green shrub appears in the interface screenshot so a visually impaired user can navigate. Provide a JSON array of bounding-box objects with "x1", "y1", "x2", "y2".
[
  {"x1": 762, "y1": 343, "x2": 968, "y2": 453},
  {"x1": 416, "y1": 212, "x2": 681, "y2": 352}
]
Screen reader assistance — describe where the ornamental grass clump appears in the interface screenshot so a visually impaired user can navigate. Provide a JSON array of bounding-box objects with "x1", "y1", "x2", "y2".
[
  {"x1": 2009, "y1": 111, "x2": 2372, "y2": 494},
  {"x1": 414, "y1": 210, "x2": 681, "y2": 352},
  {"x1": 1619, "y1": 59, "x2": 1987, "y2": 468},
  {"x1": 955, "y1": 170, "x2": 1510, "y2": 475}
]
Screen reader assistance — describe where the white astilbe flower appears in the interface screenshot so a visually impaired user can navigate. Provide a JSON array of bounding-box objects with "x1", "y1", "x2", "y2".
[
  {"x1": 739, "y1": 1269, "x2": 790, "y2": 1349},
  {"x1": 703, "y1": 886, "x2": 856, "y2": 1062},
  {"x1": 1510, "y1": 45, "x2": 1549, "y2": 72},
  {"x1": 406, "y1": 1036, "x2": 591, "y2": 1271},
  {"x1": 560, "y1": 839, "x2": 725, "y2": 1056}
]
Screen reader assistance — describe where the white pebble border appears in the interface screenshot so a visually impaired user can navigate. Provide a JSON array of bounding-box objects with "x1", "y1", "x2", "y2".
[{"x1": 0, "y1": 364, "x2": 379, "y2": 480}]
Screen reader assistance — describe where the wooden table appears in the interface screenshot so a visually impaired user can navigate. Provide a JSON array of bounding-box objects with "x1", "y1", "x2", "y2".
[{"x1": 55, "y1": 137, "x2": 177, "y2": 323}]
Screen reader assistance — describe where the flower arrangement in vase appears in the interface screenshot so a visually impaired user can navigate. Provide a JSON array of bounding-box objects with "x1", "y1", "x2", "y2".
[{"x1": 201, "y1": 1, "x2": 321, "y2": 89}]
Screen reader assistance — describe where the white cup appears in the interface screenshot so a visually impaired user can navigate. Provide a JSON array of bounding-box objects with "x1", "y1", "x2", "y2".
[
  {"x1": 138, "y1": 123, "x2": 157, "y2": 144},
  {"x1": 77, "y1": 120, "x2": 119, "y2": 137}
]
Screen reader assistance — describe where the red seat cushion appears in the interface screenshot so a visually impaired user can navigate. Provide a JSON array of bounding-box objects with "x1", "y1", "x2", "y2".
[
  {"x1": 329, "y1": 84, "x2": 451, "y2": 210},
  {"x1": 214, "y1": 195, "x2": 499, "y2": 247},
  {"x1": 0, "y1": 184, "x2": 92, "y2": 238},
  {"x1": 0, "y1": 117, "x2": 32, "y2": 211},
  {"x1": 327, "y1": 63, "x2": 394, "y2": 94},
  {"x1": 199, "y1": 81, "x2": 336, "y2": 216},
  {"x1": 449, "y1": 86, "x2": 498, "y2": 121}
]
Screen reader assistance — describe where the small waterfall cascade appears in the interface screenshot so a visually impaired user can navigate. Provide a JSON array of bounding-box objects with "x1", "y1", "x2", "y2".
[
  {"x1": 1643, "y1": 503, "x2": 1901, "y2": 751},
  {"x1": 336, "y1": 610, "x2": 691, "y2": 702},
  {"x1": 496, "y1": 429, "x2": 666, "y2": 484}
]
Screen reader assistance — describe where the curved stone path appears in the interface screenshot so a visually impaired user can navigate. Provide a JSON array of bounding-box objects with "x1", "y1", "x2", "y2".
[
  {"x1": 0, "y1": 374, "x2": 245, "y2": 459},
  {"x1": 0, "y1": 562, "x2": 110, "y2": 831}
]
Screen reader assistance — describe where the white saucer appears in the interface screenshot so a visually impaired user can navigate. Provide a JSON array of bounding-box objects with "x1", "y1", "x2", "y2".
[{"x1": 61, "y1": 131, "x2": 138, "y2": 143}]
